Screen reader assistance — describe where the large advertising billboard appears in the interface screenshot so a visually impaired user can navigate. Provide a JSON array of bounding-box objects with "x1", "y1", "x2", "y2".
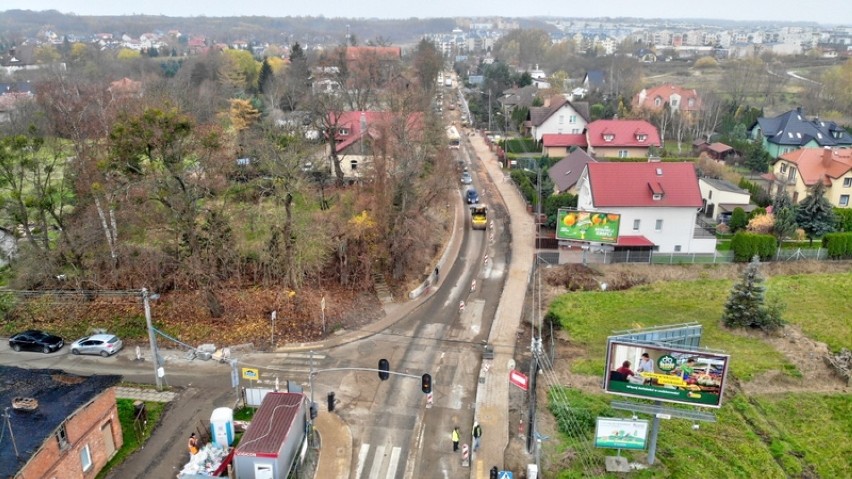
[
  {"x1": 594, "y1": 418, "x2": 649, "y2": 450},
  {"x1": 604, "y1": 341, "x2": 730, "y2": 408},
  {"x1": 555, "y1": 209, "x2": 620, "y2": 243}
]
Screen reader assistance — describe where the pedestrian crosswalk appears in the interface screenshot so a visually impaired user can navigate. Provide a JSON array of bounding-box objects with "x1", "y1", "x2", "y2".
[{"x1": 355, "y1": 443, "x2": 404, "y2": 479}]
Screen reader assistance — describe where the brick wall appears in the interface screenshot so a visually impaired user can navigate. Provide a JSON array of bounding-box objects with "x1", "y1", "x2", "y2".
[{"x1": 19, "y1": 388, "x2": 123, "y2": 479}]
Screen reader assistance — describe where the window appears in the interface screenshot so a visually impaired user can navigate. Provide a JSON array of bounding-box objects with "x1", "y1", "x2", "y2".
[
  {"x1": 654, "y1": 98, "x2": 662, "y2": 107},
  {"x1": 569, "y1": 115, "x2": 577, "y2": 123},
  {"x1": 674, "y1": 245, "x2": 682, "y2": 252},
  {"x1": 688, "y1": 98, "x2": 695, "y2": 107},
  {"x1": 603, "y1": 134, "x2": 614, "y2": 142},
  {"x1": 636, "y1": 134, "x2": 647, "y2": 142},
  {"x1": 780, "y1": 164, "x2": 787, "y2": 173},
  {"x1": 671, "y1": 98, "x2": 679, "y2": 108},
  {"x1": 350, "y1": 159, "x2": 358, "y2": 171},
  {"x1": 841, "y1": 195, "x2": 850, "y2": 207},
  {"x1": 709, "y1": 190, "x2": 713, "y2": 199},
  {"x1": 80, "y1": 444, "x2": 93, "y2": 472},
  {"x1": 338, "y1": 128, "x2": 349, "y2": 136},
  {"x1": 56, "y1": 423, "x2": 69, "y2": 449},
  {"x1": 844, "y1": 178, "x2": 852, "y2": 188},
  {"x1": 655, "y1": 219, "x2": 663, "y2": 231},
  {"x1": 633, "y1": 219, "x2": 640, "y2": 231},
  {"x1": 618, "y1": 150, "x2": 628, "y2": 158},
  {"x1": 558, "y1": 115, "x2": 564, "y2": 124}
]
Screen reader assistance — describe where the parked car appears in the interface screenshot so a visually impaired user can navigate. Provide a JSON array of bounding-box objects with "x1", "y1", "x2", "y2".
[
  {"x1": 70, "y1": 334, "x2": 124, "y2": 357},
  {"x1": 461, "y1": 172, "x2": 473, "y2": 184},
  {"x1": 466, "y1": 188, "x2": 480, "y2": 204},
  {"x1": 9, "y1": 330, "x2": 64, "y2": 353}
]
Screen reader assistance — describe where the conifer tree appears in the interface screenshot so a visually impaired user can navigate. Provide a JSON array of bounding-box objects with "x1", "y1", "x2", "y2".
[{"x1": 722, "y1": 256, "x2": 784, "y2": 331}]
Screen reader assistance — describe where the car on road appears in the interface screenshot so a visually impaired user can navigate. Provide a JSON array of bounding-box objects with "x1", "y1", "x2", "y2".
[
  {"x1": 466, "y1": 188, "x2": 479, "y2": 204},
  {"x1": 9, "y1": 330, "x2": 64, "y2": 353},
  {"x1": 461, "y1": 172, "x2": 473, "y2": 184},
  {"x1": 70, "y1": 333, "x2": 124, "y2": 357}
]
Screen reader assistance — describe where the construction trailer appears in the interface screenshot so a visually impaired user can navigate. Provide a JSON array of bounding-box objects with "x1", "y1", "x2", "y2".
[{"x1": 233, "y1": 392, "x2": 307, "y2": 479}]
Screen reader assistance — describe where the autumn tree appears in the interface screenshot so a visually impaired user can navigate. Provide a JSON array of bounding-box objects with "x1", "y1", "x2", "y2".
[{"x1": 411, "y1": 39, "x2": 443, "y2": 94}]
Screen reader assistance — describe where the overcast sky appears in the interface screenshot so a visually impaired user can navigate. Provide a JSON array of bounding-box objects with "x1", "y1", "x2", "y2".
[{"x1": 3, "y1": 0, "x2": 849, "y2": 25}]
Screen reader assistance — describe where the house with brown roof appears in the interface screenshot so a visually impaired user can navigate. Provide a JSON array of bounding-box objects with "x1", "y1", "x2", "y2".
[
  {"x1": 632, "y1": 84, "x2": 701, "y2": 116},
  {"x1": 525, "y1": 96, "x2": 590, "y2": 142},
  {"x1": 769, "y1": 147, "x2": 852, "y2": 207},
  {"x1": 0, "y1": 366, "x2": 123, "y2": 479},
  {"x1": 576, "y1": 162, "x2": 716, "y2": 253},
  {"x1": 108, "y1": 77, "x2": 143, "y2": 100},
  {"x1": 585, "y1": 119, "x2": 661, "y2": 159},
  {"x1": 547, "y1": 149, "x2": 596, "y2": 195}
]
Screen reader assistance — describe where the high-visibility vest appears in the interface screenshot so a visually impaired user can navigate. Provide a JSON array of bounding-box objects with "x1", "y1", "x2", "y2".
[{"x1": 452, "y1": 430, "x2": 460, "y2": 442}]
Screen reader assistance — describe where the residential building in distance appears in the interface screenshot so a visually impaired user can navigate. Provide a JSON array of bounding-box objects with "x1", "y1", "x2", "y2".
[
  {"x1": 541, "y1": 133, "x2": 588, "y2": 158},
  {"x1": 327, "y1": 111, "x2": 423, "y2": 179},
  {"x1": 632, "y1": 84, "x2": 701, "y2": 117},
  {"x1": 749, "y1": 107, "x2": 852, "y2": 158},
  {"x1": 576, "y1": 162, "x2": 715, "y2": 253},
  {"x1": 769, "y1": 147, "x2": 852, "y2": 207},
  {"x1": 0, "y1": 366, "x2": 123, "y2": 479}
]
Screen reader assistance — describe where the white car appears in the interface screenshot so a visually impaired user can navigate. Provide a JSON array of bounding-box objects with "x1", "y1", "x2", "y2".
[
  {"x1": 70, "y1": 334, "x2": 124, "y2": 357},
  {"x1": 461, "y1": 172, "x2": 473, "y2": 184}
]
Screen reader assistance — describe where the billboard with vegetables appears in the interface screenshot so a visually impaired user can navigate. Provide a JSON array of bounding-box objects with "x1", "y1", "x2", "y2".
[
  {"x1": 556, "y1": 209, "x2": 620, "y2": 243},
  {"x1": 604, "y1": 341, "x2": 730, "y2": 408}
]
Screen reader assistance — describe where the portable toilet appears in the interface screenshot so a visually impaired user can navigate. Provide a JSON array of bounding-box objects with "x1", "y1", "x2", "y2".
[{"x1": 210, "y1": 407, "x2": 234, "y2": 448}]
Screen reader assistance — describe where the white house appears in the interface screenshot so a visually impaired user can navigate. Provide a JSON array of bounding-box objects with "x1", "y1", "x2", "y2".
[
  {"x1": 526, "y1": 96, "x2": 589, "y2": 142},
  {"x1": 698, "y1": 177, "x2": 753, "y2": 222},
  {"x1": 576, "y1": 162, "x2": 716, "y2": 253}
]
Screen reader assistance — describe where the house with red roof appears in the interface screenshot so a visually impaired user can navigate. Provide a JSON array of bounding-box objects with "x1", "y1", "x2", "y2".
[
  {"x1": 541, "y1": 133, "x2": 588, "y2": 157},
  {"x1": 585, "y1": 119, "x2": 661, "y2": 159},
  {"x1": 525, "y1": 95, "x2": 590, "y2": 142},
  {"x1": 576, "y1": 162, "x2": 716, "y2": 253},
  {"x1": 632, "y1": 84, "x2": 701, "y2": 116},
  {"x1": 769, "y1": 147, "x2": 852, "y2": 207},
  {"x1": 327, "y1": 110, "x2": 423, "y2": 178}
]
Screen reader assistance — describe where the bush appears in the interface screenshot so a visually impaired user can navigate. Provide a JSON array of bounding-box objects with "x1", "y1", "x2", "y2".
[
  {"x1": 822, "y1": 232, "x2": 852, "y2": 258},
  {"x1": 731, "y1": 232, "x2": 776, "y2": 262},
  {"x1": 729, "y1": 207, "x2": 748, "y2": 233},
  {"x1": 834, "y1": 208, "x2": 852, "y2": 232}
]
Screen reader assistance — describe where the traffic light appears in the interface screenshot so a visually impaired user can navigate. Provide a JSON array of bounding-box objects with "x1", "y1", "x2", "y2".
[
  {"x1": 490, "y1": 466, "x2": 498, "y2": 479},
  {"x1": 309, "y1": 402, "x2": 317, "y2": 420},
  {"x1": 378, "y1": 359, "x2": 390, "y2": 381},
  {"x1": 421, "y1": 373, "x2": 432, "y2": 394}
]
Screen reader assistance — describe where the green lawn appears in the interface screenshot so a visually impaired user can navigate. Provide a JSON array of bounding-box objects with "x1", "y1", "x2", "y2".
[
  {"x1": 545, "y1": 271, "x2": 852, "y2": 478},
  {"x1": 97, "y1": 398, "x2": 165, "y2": 478}
]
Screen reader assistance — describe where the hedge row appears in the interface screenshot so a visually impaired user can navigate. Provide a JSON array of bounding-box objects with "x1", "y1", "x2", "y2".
[
  {"x1": 731, "y1": 232, "x2": 776, "y2": 262},
  {"x1": 822, "y1": 232, "x2": 852, "y2": 258},
  {"x1": 835, "y1": 208, "x2": 852, "y2": 232}
]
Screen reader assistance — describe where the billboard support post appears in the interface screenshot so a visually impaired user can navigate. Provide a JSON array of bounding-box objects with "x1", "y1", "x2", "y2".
[{"x1": 647, "y1": 401, "x2": 662, "y2": 465}]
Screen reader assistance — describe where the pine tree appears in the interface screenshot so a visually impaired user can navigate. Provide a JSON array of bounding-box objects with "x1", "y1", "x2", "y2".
[
  {"x1": 795, "y1": 181, "x2": 836, "y2": 244},
  {"x1": 258, "y1": 57, "x2": 273, "y2": 94},
  {"x1": 722, "y1": 256, "x2": 784, "y2": 332}
]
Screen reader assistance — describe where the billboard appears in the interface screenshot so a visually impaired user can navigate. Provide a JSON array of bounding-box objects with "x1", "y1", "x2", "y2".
[
  {"x1": 594, "y1": 418, "x2": 649, "y2": 450},
  {"x1": 604, "y1": 341, "x2": 730, "y2": 408},
  {"x1": 555, "y1": 209, "x2": 620, "y2": 243}
]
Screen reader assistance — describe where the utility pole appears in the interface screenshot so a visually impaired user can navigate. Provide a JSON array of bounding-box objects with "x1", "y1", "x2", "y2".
[
  {"x1": 488, "y1": 89, "x2": 492, "y2": 132},
  {"x1": 142, "y1": 288, "x2": 162, "y2": 390}
]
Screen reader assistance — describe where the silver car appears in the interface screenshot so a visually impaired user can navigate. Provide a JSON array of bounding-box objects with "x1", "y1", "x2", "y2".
[{"x1": 70, "y1": 334, "x2": 123, "y2": 357}]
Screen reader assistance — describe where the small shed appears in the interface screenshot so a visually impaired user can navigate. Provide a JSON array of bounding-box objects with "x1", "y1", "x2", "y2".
[{"x1": 234, "y1": 392, "x2": 306, "y2": 479}]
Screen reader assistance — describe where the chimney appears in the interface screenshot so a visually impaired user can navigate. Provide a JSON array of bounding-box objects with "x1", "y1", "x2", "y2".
[{"x1": 822, "y1": 146, "x2": 833, "y2": 164}]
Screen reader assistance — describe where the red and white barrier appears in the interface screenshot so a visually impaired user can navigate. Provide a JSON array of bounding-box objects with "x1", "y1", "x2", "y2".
[
  {"x1": 459, "y1": 301, "x2": 465, "y2": 313},
  {"x1": 426, "y1": 392, "x2": 433, "y2": 408},
  {"x1": 470, "y1": 279, "x2": 477, "y2": 292},
  {"x1": 461, "y1": 444, "x2": 470, "y2": 467}
]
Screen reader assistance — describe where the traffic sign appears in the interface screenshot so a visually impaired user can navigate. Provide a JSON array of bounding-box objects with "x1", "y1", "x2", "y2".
[
  {"x1": 242, "y1": 367, "x2": 259, "y2": 380},
  {"x1": 509, "y1": 369, "x2": 528, "y2": 391},
  {"x1": 499, "y1": 471, "x2": 513, "y2": 479}
]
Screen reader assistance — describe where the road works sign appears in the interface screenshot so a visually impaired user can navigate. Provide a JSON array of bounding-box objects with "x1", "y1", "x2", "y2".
[{"x1": 509, "y1": 369, "x2": 528, "y2": 391}]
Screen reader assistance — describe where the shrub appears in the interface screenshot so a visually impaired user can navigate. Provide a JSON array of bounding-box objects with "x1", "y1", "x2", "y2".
[
  {"x1": 747, "y1": 213, "x2": 774, "y2": 234},
  {"x1": 822, "y1": 232, "x2": 852, "y2": 258},
  {"x1": 731, "y1": 232, "x2": 776, "y2": 261},
  {"x1": 729, "y1": 207, "x2": 748, "y2": 233},
  {"x1": 834, "y1": 208, "x2": 852, "y2": 232}
]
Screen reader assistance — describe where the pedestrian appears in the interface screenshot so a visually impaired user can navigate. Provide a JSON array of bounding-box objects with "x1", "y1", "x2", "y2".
[
  {"x1": 472, "y1": 422, "x2": 482, "y2": 451},
  {"x1": 434, "y1": 266, "x2": 439, "y2": 282},
  {"x1": 187, "y1": 433, "x2": 199, "y2": 455},
  {"x1": 452, "y1": 426, "x2": 460, "y2": 452}
]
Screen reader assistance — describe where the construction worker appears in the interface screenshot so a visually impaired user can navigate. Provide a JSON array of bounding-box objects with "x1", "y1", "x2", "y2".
[{"x1": 452, "y1": 426, "x2": 460, "y2": 452}]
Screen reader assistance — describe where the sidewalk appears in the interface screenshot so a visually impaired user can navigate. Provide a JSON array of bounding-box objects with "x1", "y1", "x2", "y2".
[{"x1": 468, "y1": 131, "x2": 536, "y2": 478}]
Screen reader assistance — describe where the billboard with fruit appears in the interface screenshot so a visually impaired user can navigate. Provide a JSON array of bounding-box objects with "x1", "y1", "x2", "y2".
[
  {"x1": 604, "y1": 341, "x2": 730, "y2": 408},
  {"x1": 556, "y1": 209, "x2": 620, "y2": 243}
]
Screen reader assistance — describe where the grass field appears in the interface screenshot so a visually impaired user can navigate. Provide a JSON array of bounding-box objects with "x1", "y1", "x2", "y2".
[{"x1": 543, "y1": 271, "x2": 851, "y2": 478}]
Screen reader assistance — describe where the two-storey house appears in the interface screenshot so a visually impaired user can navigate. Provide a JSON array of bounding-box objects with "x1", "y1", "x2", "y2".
[
  {"x1": 526, "y1": 96, "x2": 590, "y2": 142},
  {"x1": 576, "y1": 162, "x2": 716, "y2": 253},
  {"x1": 749, "y1": 107, "x2": 852, "y2": 158},
  {"x1": 585, "y1": 120, "x2": 661, "y2": 159},
  {"x1": 769, "y1": 147, "x2": 852, "y2": 207},
  {"x1": 632, "y1": 84, "x2": 702, "y2": 118}
]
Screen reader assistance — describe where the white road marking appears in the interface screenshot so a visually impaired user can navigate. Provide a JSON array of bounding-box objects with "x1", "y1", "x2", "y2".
[{"x1": 356, "y1": 443, "x2": 370, "y2": 478}]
